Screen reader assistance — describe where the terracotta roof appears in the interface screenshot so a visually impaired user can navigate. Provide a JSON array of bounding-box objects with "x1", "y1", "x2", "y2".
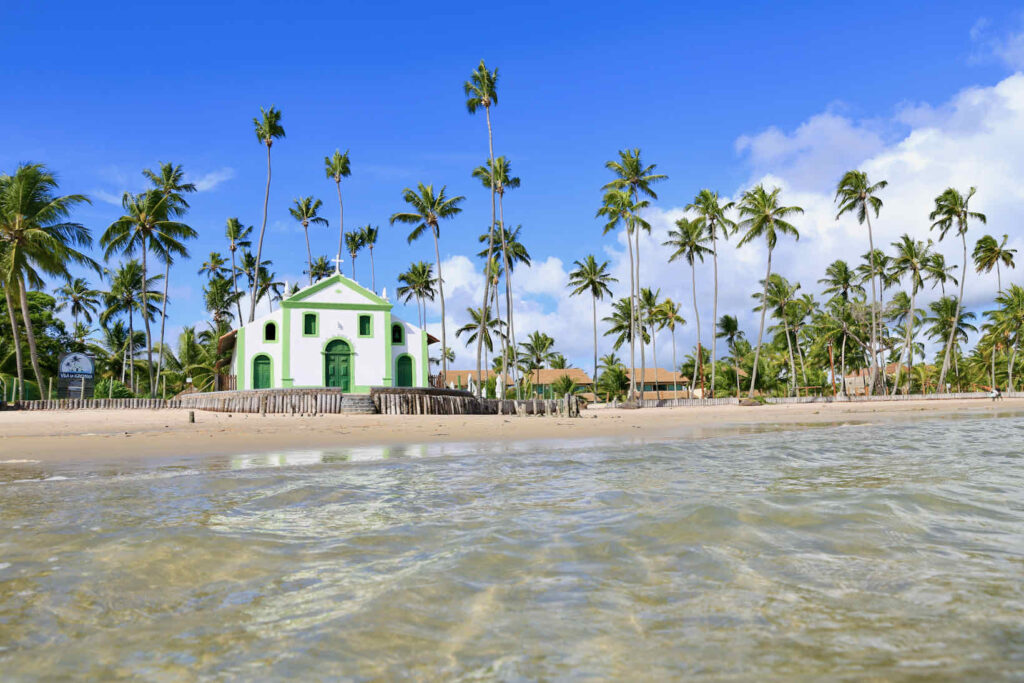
[
  {"x1": 530, "y1": 368, "x2": 593, "y2": 385},
  {"x1": 625, "y1": 367, "x2": 690, "y2": 383},
  {"x1": 845, "y1": 363, "x2": 909, "y2": 378}
]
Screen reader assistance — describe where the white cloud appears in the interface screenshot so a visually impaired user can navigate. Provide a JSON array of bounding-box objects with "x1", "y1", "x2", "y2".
[
  {"x1": 92, "y1": 189, "x2": 123, "y2": 206},
  {"x1": 970, "y1": 16, "x2": 1024, "y2": 70},
  {"x1": 190, "y1": 167, "x2": 235, "y2": 192}
]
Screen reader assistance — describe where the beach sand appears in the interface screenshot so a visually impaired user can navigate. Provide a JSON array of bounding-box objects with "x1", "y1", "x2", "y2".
[{"x1": 1, "y1": 398, "x2": 1021, "y2": 462}]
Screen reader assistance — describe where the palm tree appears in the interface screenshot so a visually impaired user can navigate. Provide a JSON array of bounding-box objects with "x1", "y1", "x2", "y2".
[
  {"x1": 324, "y1": 149, "x2": 351, "y2": 263},
  {"x1": 360, "y1": 225, "x2": 379, "y2": 292},
  {"x1": 686, "y1": 189, "x2": 734, "y2": 397},
  {"x1": 989, "y1": 284, "x2": 1024, "y2": 390},
  {"x1": 225, "y1": 218, "x2": 253, "y2": 323},
  {"x1": 306, "y1": 255, "x2": 332, "y2": 283},
  {"x1": 658, "y1": 299, "x2": 686, "y2": 399},
  {"x1": 396, "y1": 261, "x2": 437, "y2": 328},
  {"x1": 142, "y1": 162, "x2": 197, "y2": 392},
  {"x1": 929, "y1": 186, "x2": 986, "y2": 392},
  {"x1": 101, "y1": 260, "x2": 162, "y2": 392},
  {"x1": 639, "y1": 287, "x2": 662, "y2": 399},
  {"x1": 736, "y1": 184, "x2": 802, "y2": 398},
  {"x1": 756, "y1": 274, "x2": 801, "y2": 396},
  {"x1": 0, "y1": 164, "x2": 95, "y2": 398},
  {"x1": 198, "y1": 252, "x2": 229, "y2": 280},
  {"x1": 472, "y1": 156, "x2": 521, "y2": 384},
  {"x1": 835, "y1": 170, "x2": 888, "y2": 394},
  {"x1": 603, "y1": 149, "x2": 667, "y2": 400},
  {"x1": 925, "y1": 252, "x2": 959, "y2": 296},
  {"x1": 55, "y1": 277, "x2": 100, "y2": 331},
  {"x1": 818, "y1": 260, "x2": 865, "y2": 304},
  {"x1": 973, "y1": 234, "x2": 1016, "y2": 293},
  {"x1": 596, "y1": 188, "x2": 650, "y2": 400},
  {"x1": 664, "y1": 217, "x2": 713, "y2": 395},
  {"x1": 289, "y1": 196, "x2": 329, "y2": 285},
  {"x1": 567, "y1": 255, "x2": 617, "y2": 386},
  {"x1": 455, "y1": 306, "x2": 507, "y2": 374},
  {"x1": 519, "y1": 331, "x2": 557, "y2": 370},
  {"x1": 465, "y1": 59, "x2": 500, "y2": 394},
  {"x1": 344, "y1": 231, "x2": 363, "y2": 280},
  {"x1": 925, "y1": 295, "x2": 978, "y2": 391},
  {"x1": 716, "y1": 314, "x2": 745, "y2": 398},
  {"x1": 390, "y1": 183, "x2": 465, "y2": 379},
  {"x1": 889, "y1": 235, "x2": 934, "y2": 394},
  {"x1": 204, "y1": 276, "x2": 243, "y2": 328},
  {"x1": 603, "y1": 297, "x2": 649, "y2": 359},
  {"x1": 250, "y1": 106, "x2": 286, "y2": 322}
]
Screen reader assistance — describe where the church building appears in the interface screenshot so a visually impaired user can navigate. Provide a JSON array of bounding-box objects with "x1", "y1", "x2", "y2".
[{"x1": 222, "y1": 273, "x2": 434, "y2": 392}]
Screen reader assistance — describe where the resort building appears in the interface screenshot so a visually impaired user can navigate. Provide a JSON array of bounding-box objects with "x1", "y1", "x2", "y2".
[
  {"x1": 221, "y1": 273, "x2": 434, "y2": 392},
  {"x1": 626, "y1": 368, "x2": 691, "y2": 398},
  {"x1": 528, "y1": 368, "x2": 593, "y2": 398},
  {"x1": 842, "y1": 363, "x2": 910, "y2": 396}
]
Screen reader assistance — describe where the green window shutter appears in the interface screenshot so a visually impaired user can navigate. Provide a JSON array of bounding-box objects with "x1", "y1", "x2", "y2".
[
  {"x1": 304, "y1": 313, "x2": 316, "y2": 335},
  {"x1": 359, "y1": 315, "x2": 371, "y2": 336}
]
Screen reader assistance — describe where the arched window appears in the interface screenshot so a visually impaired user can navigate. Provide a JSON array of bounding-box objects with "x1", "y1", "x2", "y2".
[
  {"x1": 264, "y1": 322, "x2": 277, "y2": 341},
  {"x1": 392, "y1": 324, "x2": 404, "y2": 344}
]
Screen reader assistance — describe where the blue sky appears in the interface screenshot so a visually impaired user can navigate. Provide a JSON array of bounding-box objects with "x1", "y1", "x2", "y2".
[{"x1": 3, "y1": 1, "x2": 1024, "y2": 368}]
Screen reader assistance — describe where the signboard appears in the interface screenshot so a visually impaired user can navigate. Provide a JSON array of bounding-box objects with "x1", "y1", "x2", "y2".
[
  {"x1": 58, "y1": 352, "x2": 94, "y2": 379},
  {"x1": 57, "y1": 353, "x2": 95, "y2": 398}
]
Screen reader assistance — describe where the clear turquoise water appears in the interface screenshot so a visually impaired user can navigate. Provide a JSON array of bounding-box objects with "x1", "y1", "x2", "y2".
[{"x1": 1, "y1": 416, "x2": 1023, "y2": 679}]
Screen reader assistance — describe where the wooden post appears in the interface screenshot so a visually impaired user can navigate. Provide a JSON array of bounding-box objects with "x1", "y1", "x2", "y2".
[{"x1": 189, "y1": 410, "x2": 195, "y2": 424}]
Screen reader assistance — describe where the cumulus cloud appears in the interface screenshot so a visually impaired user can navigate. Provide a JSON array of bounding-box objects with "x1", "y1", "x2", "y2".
[
  {"x1": 425, "y1": 73, "x2": 1024, "y2": 371},
  {"x1": 190, "y1": 167, "x2": 235, "y2": 192}
]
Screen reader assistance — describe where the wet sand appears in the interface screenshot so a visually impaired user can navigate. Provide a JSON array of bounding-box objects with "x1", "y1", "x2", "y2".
[{"x1": 1, "y1": 398, "x2": 1021, "y2": 462}]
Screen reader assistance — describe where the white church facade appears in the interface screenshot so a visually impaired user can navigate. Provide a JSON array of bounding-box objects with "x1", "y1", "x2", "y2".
[{"x1": 224, "y1": 273, "x2": 433, "y2": 392}]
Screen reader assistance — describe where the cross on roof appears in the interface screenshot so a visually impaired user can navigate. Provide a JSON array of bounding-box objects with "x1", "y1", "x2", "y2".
[{"x1": 332, "y1": 254, "x2": 344, "y2": 274}]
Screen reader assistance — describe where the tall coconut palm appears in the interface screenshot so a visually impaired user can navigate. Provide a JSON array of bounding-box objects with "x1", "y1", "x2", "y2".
[
  {"x1": 659, "y1": 299, "x2": 686, "y2": 398},
  {"x1": 973, "y1": 234, "x2": 1016, "y2": 293},
  {"x1": 736, "y1": 185, "x2": 802, "y2": 398},
  {"x1": 567, "y1": 255, "x2": 617, "y2": 385},
  {"x1": 639, "y1": 287, "x2": 662, "y2": 399},
  {"x1": 835, "y1": 170, "x2": 888, "y2": 394},
  {"x1": 925, "y1": 295, "x2": 978, "y2": 391},
  {"x1": 101, "y1": 260, "x2": 162, "y2": 391},
  {"x1": 756, "y1": 274, "x2": 801, "y2": 396},
  {"x1": 664, "y1": 217, "x2": 713, "y2": 395},
  {"x1": 250, "y1": 106, "x2": 285, "y2": 322},
  {"x1": 344, "y1": 231, "x2": 363, "y2": 280},
  {"x1": 142, "y1": 162, "x2": 197, "y2": 391},
  {"x1": 197, "y1": 252, "x2": 229, "y2": 280},
  {"x1": 0, "y1": 164, "x2": 95, "y2": 398},
  {"x1": 596, "y1": 188, "x2": 650, "y2": 400},
  {"x1": 306, "y1": 255, "x2": 332, "y2": 283},
  {"x1": 102, "y1": 190, "x2": 192, "y2": 396},
  {"x1": 289, "y1": 196, "x2": 329, "y2": 285},
  {"x1": 55, "y1": 277, "x2": 100, "y2": 331},
  {"x1": 396, "y1": 261, "x2": 437, "y2": 328},
  {"x1": 989, "y1": 284, "x2": 1024, "y2": 390},
  {"x1": 715, "y1": 314, "x2": 745, "y2": 398},
  {"x1": 925, "y1": 252, "x2": 958, "y2": 296},
  {"x1": 929, "y1": 187, "x2": 986, "y2": 392},
  {"x1": 889, "y1": 235, "x2": 934, "y2": 394},
  {"x1": 225, "y1": 218, "x2": 253, "y2": 322},
  {"x1": 472, "y1": 157, "x2": 522, "y2": 383},
  {"x1": 465, "y1": 59, "x2": 500, "y2": 395},
  {"x1": 686, "y1": 189, "x2": 734, "y2": 397},
  {"x1": 455, "y1": 306, "x2": 507, "y2": 373},
  {"x1": 324, "y1": 149, "x2": 351, "y2": 262},
  {"x1": 390, "y1": 183, "x2": 465, "y2": 379},
  {"x1": 360, "y1": 225, "x2": 379, "y2": 292},
  {"x1": 603, "y1": 149, "x2": 667, "y2": 398}
]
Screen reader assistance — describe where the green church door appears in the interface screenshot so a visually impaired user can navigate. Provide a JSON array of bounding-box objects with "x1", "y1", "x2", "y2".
[
  {"x1": 396, "y1": 356, "x2": 414, "y2": 387},
  {"x1": 253, "y1": 355, "x2": 272, "y2": 389},
  {"x1": 325, "y1": 340, "x2": 351, "y2": 391}
]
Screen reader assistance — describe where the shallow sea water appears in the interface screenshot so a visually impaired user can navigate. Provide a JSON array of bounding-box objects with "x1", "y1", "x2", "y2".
[{"x1": 1, "y1": 415, "x2": 1023, "y2": 680}]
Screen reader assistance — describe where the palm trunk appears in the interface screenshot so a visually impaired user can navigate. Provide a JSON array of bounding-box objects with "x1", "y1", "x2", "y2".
[
  {"x1": 691, "y1": 262, "x2": 702, "y2": 398},
  {"x1": 17, "y1": 273, "x2": 46, "y2": 397},
  {"x1": 938, "y1": 232, "x2": 967, "y2": 392},
  {"x1": 433, "y1": 230, "x2": 448, "y2": 379},
  {"x1": 303, "y1": 223, "x2": 313, "y2": 285},
  {"x1": 865, "y1": 212, "x2": 881, "y2": 394},
  {"x1": 1009, "y1": 333, "x2": 1018, "y2": 392},
  {"x1": 592, "y1": 294, "x2": 598, "y2": 390},
  {"x1": 128, "y1": 303, "x2": 135, "y2": 392},
  {"x1": 671, "y1": 328, "x2": 678, "y2": 402},
  {"x1": 141, "y1": 248, "x2": 155, "y2": 396},
  {"x1": 840, "y1": 335, "x2": 848, "y2": 396},
  {"x1": 230, "y1": 248, "x2": 243, "y2": 324},
  {"x1": 335, "y1": 180, "x2": 345, "y2": 265},
  {"x1": 249, "y1": 143, "x2": 272, "y2": 323},
  {"x1": 625, "y1": 228, "x2": 637, "y2": 401},
  {"x1": 734, "y1": 347, "x2": 741, "y2": 399},
  {"x1": 350, "y1": 254, "x2": 356, "y2": 280},
  {"x1": 710, "y1": 229, "x2": 719, "y2": 398},
  {"x1": 156, "y1": 258, "x2": 171, "y2": 395},
  {"x1": 636, "y1": 229, "x2": 646, "y2": 402},
  {"x1": 4, "y1": 286, "x2": 25, "y2": 400},
  {"x1": 897, "y1": 290, "x2": 916, "y2": 396},
  {"x1": 748, "y1": 247, "x2": 773, "y2": 398},
  {"x1": 652, "y1": 316, "x2": 660, "y2": 401},
  {"x1": 475, "y1": 104, "x2": 498, "y2": 398},
  {"x1": 369, "y1": 246, "x2": 376, "y2": 293},
  {"x1": 498, "y1": 191, "x2": 516, "y2": 396},
  {"x1": 993, "y1": 266, "x2": 1001, "y2": 389},
  {"x1": 783, "y1": 322, "x2": 796, "y2": 397}
]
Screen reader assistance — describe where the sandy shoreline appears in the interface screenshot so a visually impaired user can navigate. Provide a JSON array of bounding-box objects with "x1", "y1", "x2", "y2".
[{"x1": 1, "y1": 398, "x2": 1022, "y2": 463}]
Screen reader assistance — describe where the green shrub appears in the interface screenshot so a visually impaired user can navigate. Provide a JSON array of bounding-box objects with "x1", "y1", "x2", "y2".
[{"x1": 93, "y1": 378, "x2": 134, "y2": 399}]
